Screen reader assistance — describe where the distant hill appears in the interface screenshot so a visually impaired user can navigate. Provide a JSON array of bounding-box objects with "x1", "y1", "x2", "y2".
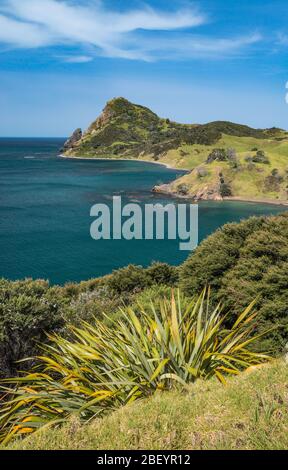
[{"x1": 62, "y1": 97, "x2": 288, "y2": 203}]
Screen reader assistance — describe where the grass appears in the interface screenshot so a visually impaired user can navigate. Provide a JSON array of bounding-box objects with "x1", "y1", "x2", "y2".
[
  {"x1": 6, "y1": 360, "x2": 288, "y2": 450},
  {"x1": 161, "y1": 134, "x2": 288, "y2": 201}
]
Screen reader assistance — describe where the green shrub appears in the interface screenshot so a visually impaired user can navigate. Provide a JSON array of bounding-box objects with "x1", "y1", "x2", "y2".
[
  {"x1": 177, "y1": 183, "x2": 189, "y2": 195},
  {"x1": 106, "y1": 263, "x2": 178, "y2": 295},
  {"x1": 253, "y1": 150, "x2": 270, "y2": 164},
  {"x1": 220, "y1": 183, "x2": 233, "y2": 197},
  {"x1": 106, "y1": 265, "x2": 152, "y2": 295},
  {"x1": 0, "y1": 279, "x2": 67, "y2": 378},
  {"x1": 263, "y1": 170, "x2": 284, "y2": 192},
  {"x1": 206, "y1": 148, "x2": 228, "y2": 163},
  {"x1": 0, "y1": 278, "x2": 124, "y2": 378},
  {"x1": 180, "y1": 213, "x2": 288, "y2": 353},
  {"x1": 245, "y1": 151, "x2": 270, "y2": 164},
  {"x1": 0, "y1": 290, "x2": 269, "y2": 445},
  {"x1": 145, "y1": 262, "x2": 179, "y2": 286},
  {"x1": 129, "y1": 285, "x2": 189, "y2": 315},
  {"x1": 64, "y1": 286, "x2": 123, "y2": 327},
  {"x1": 0, "y1": 263, "x2": 179, "y2": 378}
]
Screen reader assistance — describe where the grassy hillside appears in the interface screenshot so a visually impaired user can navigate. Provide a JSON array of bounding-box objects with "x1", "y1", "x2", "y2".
[
  {"x1": 7, "y1": 361, "x2": 288, "y2": 450},
  {"x1": 156, "y1": 134, "x2": 288, "y2": 202},
  {"x1": 63, "y1": 97, "x2": 288, "y2": 203}
]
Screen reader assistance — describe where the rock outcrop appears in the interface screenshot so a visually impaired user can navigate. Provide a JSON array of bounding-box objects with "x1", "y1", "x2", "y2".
[
  {"x1": 153, "y1": 182, "x2": 223, "y2": 201},
  {"x1": 61, "y1": 128, "x2": 82, "y2": 152}
]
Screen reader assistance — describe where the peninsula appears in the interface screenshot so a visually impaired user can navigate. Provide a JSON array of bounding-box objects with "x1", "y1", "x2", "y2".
[{"x1": 62, "y1": 97, "x2": 288, "y2": 204}]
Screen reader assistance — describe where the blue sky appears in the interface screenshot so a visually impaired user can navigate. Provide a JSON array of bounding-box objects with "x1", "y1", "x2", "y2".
[{"x1": 0, "y1": 0, "x2": 287, "y2": 136}]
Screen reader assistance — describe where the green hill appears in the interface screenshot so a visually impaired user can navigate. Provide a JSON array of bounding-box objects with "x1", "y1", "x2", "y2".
[
  {"x1": 62, "y1": 97, "x2": 270, "y2": 159},
  {"x1": 154, "y1": 134, "x2": 288, "y2": 203},
  {"x1": 7, "y1": 361, "x2": 288, "y2": 450},
  {"x1": 62, "y1": 97, "x2": 288, "y2": 204}
]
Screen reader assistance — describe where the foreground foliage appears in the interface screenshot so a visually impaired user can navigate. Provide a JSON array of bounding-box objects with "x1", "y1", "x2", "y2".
[
  {"x1": 0, "y1": 263, "x2": 177, "y2": 378},
  {"x1": 7, "y1": 361, "x2": 287, "y2": 450},
  {"x1": 0, "y1": 279, "x2": 67, "y2": 378},
  {"x1": 181, "y1": 213, "x2": 288, "y2": 353},
  {"x1": 0, "y1": 290, "x2": 269, "y2": 444}
]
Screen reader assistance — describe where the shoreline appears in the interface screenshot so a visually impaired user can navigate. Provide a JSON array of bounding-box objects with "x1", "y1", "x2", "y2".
[
  {"x1": 154, "y1": 190, "x2": 288, "y2": 207},
  {"x1": 59, "y1": 155, "x2": 288, "y2": 207},
  {"x1": 224, "y1": 196, "x2": 288, "y2": 207},
  {"x1": 58, "y1": 154, "x2": 186, "y2": 171},
  {"x1": 153, "y1": 186, "x2": 288, "y2": 207}
]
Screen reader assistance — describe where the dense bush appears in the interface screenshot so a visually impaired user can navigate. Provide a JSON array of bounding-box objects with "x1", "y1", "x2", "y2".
[
  {"x1": 203, "y1": 121, "x2": 268, "y2": 139},
  {"x1": 206, "y1": 148, "x2": 237, "y2": 164},
  {"x1": 264, "y1": 170, "x2": 284, "y2": 192},
  {"x1": 0, "y1": 263, "x2": 178, "y2": 377},
  {"x1": 0, "y1": 279, "x2": 67, "y2": 378},
  {"x1": 64, "y1": 286, "x2": 123, "y2": 327},
  {"x1": 246, "y1": 150, "x2": 270, "y2": 164},
  {"x1": 180, "y1": 213, "x2": 288, "y2": 353},
  {"x1": 220, "y1": 183, "x2": 233, "y2": 197},
  {"x1": 206, "y1": 148, "x2": 228, "y2": 163},
  {"x1": 129, "y1": 285, "x2": 191, "y2": 317},
  {"x1": 106, "y1": 262, "x2": 178, "y2": 295}
]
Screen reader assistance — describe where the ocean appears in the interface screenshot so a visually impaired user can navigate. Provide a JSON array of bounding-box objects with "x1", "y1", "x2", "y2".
[{"x1": 0, "y1": 138, "x2": 287, "y2": 285}]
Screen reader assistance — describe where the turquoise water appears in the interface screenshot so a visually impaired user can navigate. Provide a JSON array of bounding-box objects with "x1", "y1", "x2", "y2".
[{"x1": 0, "y1": 138, "x2": 287, "y2": 285}]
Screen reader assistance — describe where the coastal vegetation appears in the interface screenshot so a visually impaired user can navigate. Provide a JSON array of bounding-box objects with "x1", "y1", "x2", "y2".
[
  {"x1": 0, "y1": 263, "x2": 178, "y2": 379},
  {"x1": 180, "y1": 212, "x2": 288, "y2": 353},
  {"x1": 1, "y1": 213, "x2": 287, "y2": 383},
  {"x1": 0, "y1": 290, "x2": 270, "y2": 444},
  {"x1": 7, "y1": 360, "x2": 288, "y2": 450},
  {"x1": 0, "y1": 213, "x2": 287, "y2": 448},
  {"x1": 63, "y1": 97, "x2": 288, "y2": 204}
]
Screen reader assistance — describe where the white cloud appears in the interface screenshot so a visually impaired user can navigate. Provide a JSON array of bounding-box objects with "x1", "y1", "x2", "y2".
[
  {"x1": 0, "y1": 0, "x2": 262, "y2": 61},
  {"x1": 0, "y1": 13, "x2": 52, "y2": 47},
  {"x1": 62, "y1": 55, "x2": 94, "y2": 63}
]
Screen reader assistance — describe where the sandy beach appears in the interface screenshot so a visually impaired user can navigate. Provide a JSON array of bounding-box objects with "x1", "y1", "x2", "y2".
[{"x1": 58, "y1": 154, "x2": 177, "y2": 170}]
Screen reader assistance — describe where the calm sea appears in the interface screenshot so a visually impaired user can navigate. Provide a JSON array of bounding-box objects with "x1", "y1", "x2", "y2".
[{"x1": 0, "y1": 138, "x2": 287, "y2": 285}]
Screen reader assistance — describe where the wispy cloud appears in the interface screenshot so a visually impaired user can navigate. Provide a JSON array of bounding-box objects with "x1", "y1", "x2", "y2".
[
  {"x1": 0, "y1": 13, "x2": 53, "y2": 47},
  {"x1": 61, "y1": 55, "x2": 94, "y2": 64},
  {"x1": 0, "y1": 0, "x2": 262, "y2": 61},
  {"x1": 134, "y1": 32, "x2": 262, "y2": 60},
  {"x1": 277, "y1": 32, "x2": 288, "y2": 45}
]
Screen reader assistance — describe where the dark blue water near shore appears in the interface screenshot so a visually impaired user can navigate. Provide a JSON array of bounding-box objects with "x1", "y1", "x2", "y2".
[{"x1": 0, "y1": 138, "x2": 287, "y2": 285}]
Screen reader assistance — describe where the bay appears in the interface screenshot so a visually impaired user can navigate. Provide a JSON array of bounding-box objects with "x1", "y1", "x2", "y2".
[{"x1": 0, "y1": 138, "x2": 287, "y2": 285}]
